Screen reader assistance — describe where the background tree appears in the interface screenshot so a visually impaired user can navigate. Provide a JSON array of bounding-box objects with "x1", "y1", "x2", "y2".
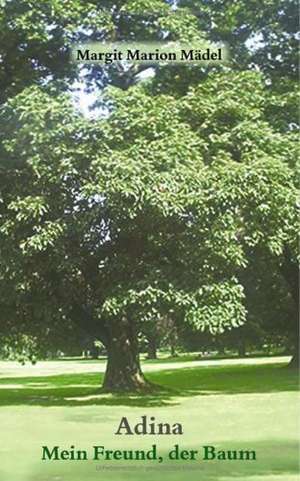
[{"x1": 142, "y1": 316, "x2": 180, "y2": 359}]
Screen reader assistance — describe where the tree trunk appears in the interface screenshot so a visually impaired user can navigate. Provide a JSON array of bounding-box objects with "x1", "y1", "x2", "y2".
[
  {"x1": 102, "y1": 318, "x2": 151, "y2": 392},
  {"x1": 280, "y1": 248, "x2": 299, "y2": 369},
  {"x1": 147, "y1": 336, "x2": 157, "y2": 359},
  {"x1": 90, "y1": 345, "x2": 99, "y2": 359},
  {"x1": 170, "y1": 343, "x2": 178, "y2": 357},
  {"x1": 238, "y1": 341, "x2": 246, "y2": 358},
  {"x1": 287, "y1": 311, "x2": 299, "y2": 369},
  {"x1": 218, "y1": 346, "x2": 225, "y2": 355},
  {"x1": 288, "y1": 343, "x2": 299, "y2": 369}
]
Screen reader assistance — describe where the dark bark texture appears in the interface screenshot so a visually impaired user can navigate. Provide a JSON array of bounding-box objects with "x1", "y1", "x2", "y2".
[
  {"x1": 102, "y1": 318, "x2": 150, "y2": 391},
  {"x1": 147, "y1": 336, "x2": 157, "y2": 359}
]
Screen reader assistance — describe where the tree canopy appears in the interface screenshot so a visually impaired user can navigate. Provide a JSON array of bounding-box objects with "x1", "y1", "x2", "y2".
[{"x1": 0, "y1": 64, "x2": 298, "y2": 387}]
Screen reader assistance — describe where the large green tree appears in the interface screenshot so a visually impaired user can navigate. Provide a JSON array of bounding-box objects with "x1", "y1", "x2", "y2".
[{"x1": 0, "y1": 68, "x2": 297, "y2": 389}]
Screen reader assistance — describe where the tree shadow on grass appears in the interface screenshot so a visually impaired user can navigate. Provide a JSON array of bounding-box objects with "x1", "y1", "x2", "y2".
[{"x1": 0, "y1": 363, "x2": 298, "y2": 408}]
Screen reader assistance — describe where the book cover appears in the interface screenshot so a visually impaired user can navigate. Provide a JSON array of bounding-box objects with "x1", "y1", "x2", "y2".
[{"x1": 0, "y1": 1, "x2": 298, "y2": 481}]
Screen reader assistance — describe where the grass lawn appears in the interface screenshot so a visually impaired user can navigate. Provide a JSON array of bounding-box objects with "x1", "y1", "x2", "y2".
[{"x1": 0, "y1": 357, "x2": 298, "y2": 481}]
